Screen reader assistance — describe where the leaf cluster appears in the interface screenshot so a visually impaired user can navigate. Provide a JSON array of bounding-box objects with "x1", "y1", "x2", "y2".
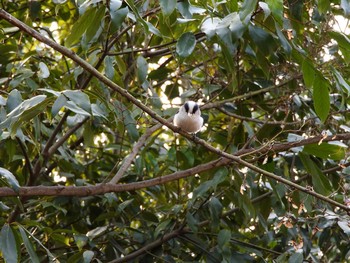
[{"x1": 1, "y1": 0, "x2": 350, "y2": 262}]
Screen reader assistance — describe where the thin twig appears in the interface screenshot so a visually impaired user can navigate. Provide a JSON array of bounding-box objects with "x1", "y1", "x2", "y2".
[
  {"x1": 109, "y1": 122, "x2": 163, "y2": 184},
  {"x1": 201, "y1": 74, "x2": 302, "y2": 110}
]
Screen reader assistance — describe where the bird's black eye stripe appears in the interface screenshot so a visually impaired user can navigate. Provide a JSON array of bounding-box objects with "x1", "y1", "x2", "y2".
[
  {"x1": 192, "y1": 104, "x2": 199, "y2": 114},
  {"x1": 184, "y1": 102, "x2": 189, "y2": 113}
]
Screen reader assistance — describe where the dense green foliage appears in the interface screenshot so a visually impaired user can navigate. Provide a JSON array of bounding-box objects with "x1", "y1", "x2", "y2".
[{"x1": 1, "y1": 0, "x2": 350, "y2": 262}]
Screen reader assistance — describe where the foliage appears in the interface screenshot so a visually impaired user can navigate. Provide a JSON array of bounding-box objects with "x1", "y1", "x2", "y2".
[{"x1": 1, "y1": 0, "x2": 350, "y2": 262}]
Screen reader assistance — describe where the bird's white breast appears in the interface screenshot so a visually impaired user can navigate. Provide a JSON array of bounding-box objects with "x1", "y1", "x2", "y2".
[{"x1": 174, "y1": 113, "x2": 203, "y2": 134}]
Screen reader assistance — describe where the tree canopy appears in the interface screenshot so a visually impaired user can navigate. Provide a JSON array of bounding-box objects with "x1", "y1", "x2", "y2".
[{"x1": 1, "y1": 0, "x2": 350, "y2": 262}]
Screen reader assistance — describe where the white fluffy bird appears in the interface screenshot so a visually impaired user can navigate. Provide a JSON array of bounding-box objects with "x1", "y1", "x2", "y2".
[{"x1": 174, "y1": 101, "x2": 204, "y2": 134}]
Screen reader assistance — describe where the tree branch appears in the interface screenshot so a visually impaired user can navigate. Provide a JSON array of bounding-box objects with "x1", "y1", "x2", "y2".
[
  {"x1": 109, "y1": 122, "x2": 163, "y2": 184},
  {"x1": 109, "y1": 227, "x2": 184, "y2": 263},
  {"x1": 201, "y1": 74, "x2": 302, "y2": 110},
  {"x1": 0, "y1": 158, "x2": 226, "y2": 197},
  {"x1": 1, "y1": 133, "x2": 350, "y2": 202}
]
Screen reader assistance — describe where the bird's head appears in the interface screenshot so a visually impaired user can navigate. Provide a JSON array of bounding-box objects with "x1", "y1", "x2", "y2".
[{"x1": 183, "y1": 101, "x2": 200, "y2": 116}]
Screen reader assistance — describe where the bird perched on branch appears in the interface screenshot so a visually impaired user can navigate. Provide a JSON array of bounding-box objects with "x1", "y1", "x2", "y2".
[{"x1": 174, "y1": 101, "x2": 204, "y2": 134}]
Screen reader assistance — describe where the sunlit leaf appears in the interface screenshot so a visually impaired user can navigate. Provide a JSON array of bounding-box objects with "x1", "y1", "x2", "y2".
[
  {"x1": 38, "y1": 62, "x2": 50, "y2": 79},
  {"x1": 86, "y1": 226, "x2": 108, "y2": 240},
  {"x1": 303, "y1": 143, "x2": 346, "y2": 160},
  {"x1": 259, "y1": 2, "x2": 271, "y2": 20},
  {"x1": 201, "y1": 17, "x2": 221, "y2": 38},
  {"x1": 338, "y1": 220, "x2": 350, "y2": 235},
  {"x1": 341, "y1": 0, "x2": 350, "y2": 16}
]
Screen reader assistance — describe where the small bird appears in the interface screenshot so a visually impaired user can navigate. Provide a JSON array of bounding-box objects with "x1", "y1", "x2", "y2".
[{"x1": 174, "y1": 101, "x2": 204, "y2": 134}]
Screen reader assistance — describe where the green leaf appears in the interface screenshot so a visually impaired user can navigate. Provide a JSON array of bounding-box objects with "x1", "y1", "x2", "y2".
[
  {"x1": 228, "y1": 12, "x2": 246, "y2": 39},
  {"x1": 145, "y1": 21, "x2": 162, "y2": 36},
  {"x1": 7, "y1": 89, "x2": 22, "y2": 112},
  {"x1": 288, "y1": 252, "x2": 303, "y2": 263},
  {"x1": 85, "y1": 6, "x2": 105, "y2": 44},
  {"x1": 154, "y1": 219, "x2": 173, "y2": 237},
  {"x1": 0, "y1": 167, "x2": 20, "y2": 192},
  {"x1": 332, "y1": 68, "x2": 350, "y2": 94},
  {"x1": 192, "y1": 168, "x2": 227, "y2": 200},
  {"x1": 104, "y1": 56, "x2": 115, "y2": 80},
  {"x1": 275, "y1": 22, "x2": 291, "y2": 54},
  {"x1": 299, "y1": 153, "x2": 332, "y2": 195},
  {"x1": 125, "y1": 0, "x2": 149, "y2": 33},
  {"x1": 176, "y1": 32, "x2": 196, "y2": 58},
  {"x1": 258, "y1": 2, "x2": 271, "y2": 20},
  {"x1": 160, "y1": 0, "x2": 176, "y2": 15},
  {"x1": 64, "y1": 101, "x2": 91, "y2": 116},
  {"x1": 239, "y1": 0, "x2": 258, "y2": 22},
  {"x1": 83, "y1": 122, "x2": 94, "y2": 147},
  {"x1": 302, "y1": 59, "x2": 315, "y2": 88},
  {"x1": 338, "y1": 220, "x2": 350, "y2": 235},
  {"x1": 2, "y1": 95, "x2": 47, "y2": 127},
  {"x1": 0, "y1": 224, "x2": 18, "y2": 263},
  {"x1": 18, "y1": 227, "x2": 40, "y2": 263},
  {"x1": 91, "y1": 103, "x2": 108, "y2": 120},
  {"x1": 52, "y1": 94, "x2": 67, "y2": 118},
  {"x1": 74, "y1": 235, "x2": 89, "y2": 250},
  {"x1": 303, "y1": 143, "x2": 346, "y2": 160},
  {"x1": 209, "y1": 197, "x2": 223, "y2": 229},
  {"x1": 83, "y1": 250, "x2": 94, "y2": 263},
  {"x1": 110, "y1": 6, "x2": 129, "y2": 30},
  {"x1": 136, "y1": 56, "x2": 148, "y2": 84},
  {"x1": 110, "y1": 0, "x2": 122, "y2": 10},
  {"x1": 201, "y1": 17, "x2": 221, "y2": 38},
  {"x1": 65, "y1": 7, "x2": 98, "y2": 47},
  {"x1": 313, "y1": 75, "x2": 330, "y2": 122},
  {"x1": 10, "y1": 96, "x2": 52, "y2": 137},
  {"x1": 63, "y1": 90, "x2": 91, "y2": 113},
  {"x1": 318, "y1": 0, "x2": 330, "y2": 14},
  {"x1": 86, "y1": 226, "x2": 108, "y2": 240},
  {"x1": 186, "y1": 212, "x2": 198, "y2": 232},
  {"x1": 266, "y1": 0, "x2": 283, "y2": 23},
  {"x1": 218, "y1": 229, "x2": 231, "y2": 248}
]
